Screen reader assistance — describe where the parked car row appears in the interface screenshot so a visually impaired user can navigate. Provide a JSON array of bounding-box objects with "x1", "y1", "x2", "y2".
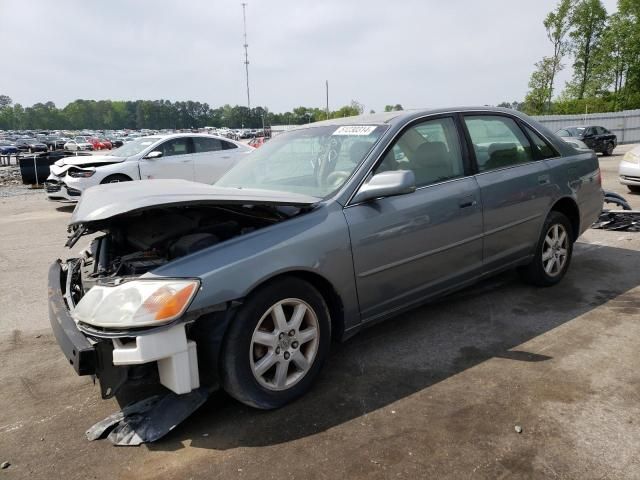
[{"x1": 0, "y1": 127, "x2": 268, "y2": 157}]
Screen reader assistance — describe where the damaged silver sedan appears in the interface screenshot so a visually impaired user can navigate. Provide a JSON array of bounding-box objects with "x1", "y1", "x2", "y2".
[{"x1": 49, "y1": 108, "x2": 603, "y2": 444}]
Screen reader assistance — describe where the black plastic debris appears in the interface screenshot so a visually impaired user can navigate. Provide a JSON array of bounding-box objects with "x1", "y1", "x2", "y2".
[
  {"x1": 86, "y1": 386, "x2": 212, "y2": 446},
  {"x1": 592, "y1": 191, "x2": 640, "y2": 232}
]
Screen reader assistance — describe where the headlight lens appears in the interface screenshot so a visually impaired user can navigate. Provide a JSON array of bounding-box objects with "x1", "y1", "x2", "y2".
[
  {"x1": 72, "y1": 279, "x2": 199, "y2": 328},
  {"x1": 623, "y1": 150, "x2": 640, "y2": 164},
  {"x1": 68, "y1": 168, "x2": 95, "y2": 178}
]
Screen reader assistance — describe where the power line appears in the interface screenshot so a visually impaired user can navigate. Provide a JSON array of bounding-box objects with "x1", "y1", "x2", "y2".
[{"x1": 241, "y1": 3, "x2": 250, "y2": 110}]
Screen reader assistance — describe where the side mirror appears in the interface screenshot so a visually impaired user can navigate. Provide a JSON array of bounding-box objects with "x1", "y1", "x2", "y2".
[
  {"x1": 145, "y1": 150, "x2": 163, "y2": 159},
  {"x1": 352, "y1": 170, "x2": 416, "y2": 204}
]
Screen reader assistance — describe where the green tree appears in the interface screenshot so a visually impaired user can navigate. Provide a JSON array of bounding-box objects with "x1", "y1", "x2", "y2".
[
  {"x1": 524, "y1": 57, "x2": 556, "y2": 114},
  {"x1": 543, "y1": 0, "x2": 573, "y2": 110},
  {"x1": 567, "y1": 0, "x2": 608, "y2": 99},
  {"x1": 0, "y1": 95, "x2": 12, "y2": 108}
]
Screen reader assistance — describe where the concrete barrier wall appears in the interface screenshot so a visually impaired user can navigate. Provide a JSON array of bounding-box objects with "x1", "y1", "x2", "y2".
[{"x1": 532, "y1": 109, "x2": 640, "y2": 144}]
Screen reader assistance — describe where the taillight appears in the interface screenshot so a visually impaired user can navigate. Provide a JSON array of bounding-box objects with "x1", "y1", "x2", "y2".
[{"x1": 596, "y1": 167, "x2": 602, "y2": 186}]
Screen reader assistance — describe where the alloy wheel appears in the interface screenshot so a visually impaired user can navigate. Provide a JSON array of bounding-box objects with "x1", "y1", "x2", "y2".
[
  {"x1": 250, "y1": 298, "x2": 319, "y2": 391},
  {"x1": 542, "y1": 223, "x2": 569, "y2": 277}
]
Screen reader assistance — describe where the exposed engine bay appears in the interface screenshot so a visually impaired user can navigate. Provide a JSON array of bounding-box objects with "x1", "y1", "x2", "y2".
[{"x1": 67, "y1": 203, "x2": 305, "y2": 305}]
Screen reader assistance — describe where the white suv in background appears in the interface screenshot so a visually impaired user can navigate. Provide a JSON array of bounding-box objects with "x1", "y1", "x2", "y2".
[{"x1": 45, "y1": 133, "x2": 253, "y2": 201}]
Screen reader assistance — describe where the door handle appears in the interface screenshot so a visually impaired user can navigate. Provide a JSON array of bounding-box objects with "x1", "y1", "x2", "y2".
[
  {"x1": 538, "y1": 174, "x2": 550, "y2": 185},
  {"x1": 459, "y1": 196, "x2": 477, "y2": 209},
  {"x1": 180, "y1": 159, "x2": 190, "y2": 163}
]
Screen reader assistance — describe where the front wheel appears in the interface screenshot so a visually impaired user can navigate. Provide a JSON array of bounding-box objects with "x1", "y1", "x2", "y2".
[
  {"x1": 518, "y1": 211, "x2": 573, "y2": 287},
  {"x1": 221, "y1": 277, "x2": 331, "y2": 409}
]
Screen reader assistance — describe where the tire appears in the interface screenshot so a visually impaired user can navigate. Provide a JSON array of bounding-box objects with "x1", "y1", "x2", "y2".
[
  {"x1": 603, "y1": 142, "x2": 614, "y2": 156},
  {"x1": 100, "y1": 174, "x2": 132, "y2": 184},
  {"x1": 221, "y1": 277, "x2": 331, "y2": 409},
  {"x1": 518, "y1": 211, "x2": 574, "y2": 287},
  {"x1": 628, "y1": 185, "x2": 640, "y2": 194}
]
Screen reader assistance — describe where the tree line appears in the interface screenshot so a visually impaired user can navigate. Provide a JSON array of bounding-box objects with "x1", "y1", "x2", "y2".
[
  {"x1": 516, "y1": 0, "x2": 640, "y2": 115},
  {"x1": 0, "y1": 96, "x2": 404, "y2": 131}
]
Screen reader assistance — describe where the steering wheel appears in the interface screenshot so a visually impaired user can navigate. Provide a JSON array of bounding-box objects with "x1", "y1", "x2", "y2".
[{"x1": 325, "y1": 170, "x2": 350, "y2": 187}]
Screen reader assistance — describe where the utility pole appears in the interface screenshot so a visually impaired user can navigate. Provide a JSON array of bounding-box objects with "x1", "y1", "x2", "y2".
[
  {"x1": 325, "y1": 80, "x2": 329, "y2": 119},
  {"x1": 242, "y1": 3, "x2": 251, "y2": 110}
]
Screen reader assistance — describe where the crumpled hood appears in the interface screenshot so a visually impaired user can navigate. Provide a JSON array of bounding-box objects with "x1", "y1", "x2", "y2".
[
  {"x1": 70, "y1": 179, "x2": 321, "y2": 225},
  {"x1": 50, "y1": 155, "x2": 126, "y2": 176}
]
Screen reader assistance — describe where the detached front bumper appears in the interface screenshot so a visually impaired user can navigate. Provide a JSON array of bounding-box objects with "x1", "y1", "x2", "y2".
[
  {"x1": 48, "y1": 261, "x2": 200, "y2": 396},
  {"x1": 44, "y1": 177, "x2": 82, "y2": 202}
]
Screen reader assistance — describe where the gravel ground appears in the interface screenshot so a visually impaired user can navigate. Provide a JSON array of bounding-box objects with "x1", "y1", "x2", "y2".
[{"x1": 0, "y1": 159, "x2": 44, "y2": 197}]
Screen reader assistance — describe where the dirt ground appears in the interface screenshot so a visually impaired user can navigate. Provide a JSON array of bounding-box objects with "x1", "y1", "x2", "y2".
[{"x1": 0, "y1": 147, "x2": 639, "y2": 479}]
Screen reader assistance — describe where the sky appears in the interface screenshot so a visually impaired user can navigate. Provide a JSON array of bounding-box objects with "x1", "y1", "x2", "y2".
[{"x1": 0, "y1": 0, "x2": 619, "y2": 113}]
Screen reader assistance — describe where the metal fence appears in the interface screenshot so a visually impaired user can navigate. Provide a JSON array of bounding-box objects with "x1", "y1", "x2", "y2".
[{"x1": 532, "y1": 109, "x2": 640, "y2": 144}]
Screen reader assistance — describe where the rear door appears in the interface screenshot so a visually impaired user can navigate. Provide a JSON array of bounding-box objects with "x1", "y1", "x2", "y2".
[
  {"x1": 462, "y1": 114, "x2": 553, "y2": 274},
  {"x1": 192, "y1": 137, "x2": 244, "y2": 184},
  {"x1": 344, "y1": 115, "x2": 483, "y2": 322},
  {"x1": 138, "y1": 137, "x2": 195, "y2": 181}
]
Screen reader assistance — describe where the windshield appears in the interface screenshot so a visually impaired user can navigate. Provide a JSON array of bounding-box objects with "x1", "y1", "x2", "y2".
[
  {"x1": 108, "y1": 137, "x2": 161, "y2": 157},
  {"x1": 217, "y1": 125, "x2": 387, "y2": 197}
]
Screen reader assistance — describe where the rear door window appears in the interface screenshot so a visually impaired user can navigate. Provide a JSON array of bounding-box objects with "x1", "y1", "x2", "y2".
[
  {"x1": 523, "y1": 125, "x2": 557, "y2": 159},
  {"x1": 221, "y1": 140, "x2": 238, "y2": 150},
  {"x1": 463, "y1": 115, "x2": 534, "y2": 172},
  {"x1": 193, "y1": 137, "x2": 222, "y2": 153}
]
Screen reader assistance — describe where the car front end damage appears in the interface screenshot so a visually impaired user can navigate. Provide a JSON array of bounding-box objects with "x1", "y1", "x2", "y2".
[
  {"x1": 48, "y1": 259, "x2": 203, "y2": 398},
  {"x1": 47, "y1": 180, "x2": 318, "y2": 444},
  {"x1": 45, "y1": 156, "x2": 124, "y2": 201}
]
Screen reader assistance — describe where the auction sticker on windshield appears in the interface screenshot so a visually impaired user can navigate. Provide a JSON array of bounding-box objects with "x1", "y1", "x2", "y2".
[{"x1": 332, "y1": 126, "x2": 377, "y2": 136}]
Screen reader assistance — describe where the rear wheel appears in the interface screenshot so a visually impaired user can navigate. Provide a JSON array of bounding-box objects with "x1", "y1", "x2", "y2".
[
  {"x1": 603, "y1": 142, "x2": 615, "y2": 156},
  {"x1": 518, "y1": 211, "x2": 573, "y2": 287},
  {"x1": 221, "y1": 277, "x2": 331, "y2": 409},
  {"x1": 100, "y1": 174, "x2": 132, "y2": 184}
]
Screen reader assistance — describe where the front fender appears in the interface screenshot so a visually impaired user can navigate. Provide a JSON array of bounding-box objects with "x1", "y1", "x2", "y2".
[{"x1": 146, "y1": 202, "x2": 361, "y2": 332}]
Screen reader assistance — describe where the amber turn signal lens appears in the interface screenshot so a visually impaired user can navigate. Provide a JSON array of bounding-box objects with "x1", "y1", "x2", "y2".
[{"x1": 142, "y1": 283, "x2": 198, "y2": 321}]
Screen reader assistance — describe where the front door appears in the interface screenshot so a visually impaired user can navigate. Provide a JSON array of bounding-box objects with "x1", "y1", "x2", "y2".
[
  {"x1": 138, "y1": 137, "x2": 195, "y2": 181},
  {"x1": 344, "y1": 116, "x2": 483, "y2": 322}
]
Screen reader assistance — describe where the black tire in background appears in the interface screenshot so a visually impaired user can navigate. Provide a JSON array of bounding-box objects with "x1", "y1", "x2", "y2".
[
  {"x1": 100, "y1": 174, "x2": 132, "y2": 184},
  {"x1": 628, "y1": 185, "x2": 640, "y2": 194},
  {"x1": 221, "y1": 277, "x2": 331, "y2": 410},
  {"x1": 518, "y1": 211, "x2": 574, "y2": 287},
  {"x1": 603, "y1": 142, "x2": 615, "y2": 156}
]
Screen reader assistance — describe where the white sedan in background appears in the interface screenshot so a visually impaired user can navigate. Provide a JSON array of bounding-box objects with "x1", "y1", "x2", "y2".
[
  {"x1": 619, "y1": 144, "x2": 640, "y2": 194},
  {"x1": 64, "y1": 139, "x2": 94, "y2": 151},
  {"x1": 45, "y1": 133, "x2": 253, "y2": 201}
]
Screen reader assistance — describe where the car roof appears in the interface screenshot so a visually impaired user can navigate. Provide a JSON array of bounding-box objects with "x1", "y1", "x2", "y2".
[
  {"x1": 295, "y1": 106, "x2": 539, "y2": 129},
  {"x1": 137, "y1": 132, "x2": 236, "y2": 141}
]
